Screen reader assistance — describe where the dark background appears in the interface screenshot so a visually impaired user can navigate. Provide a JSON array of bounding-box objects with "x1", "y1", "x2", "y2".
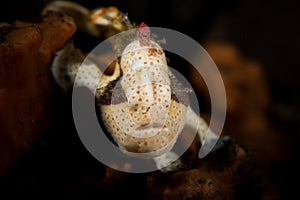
[{"x1": 1, "y1": 0, "x2": 300, "y2": 199}]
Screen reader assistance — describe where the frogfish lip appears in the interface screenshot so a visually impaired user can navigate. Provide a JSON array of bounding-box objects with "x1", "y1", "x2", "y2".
[
  {"x1": 136, "y1": 123, "x2": 165, "y2": 130},
  {"x1": 131, "y1": 123, "x2": 168, "y2": 138}
]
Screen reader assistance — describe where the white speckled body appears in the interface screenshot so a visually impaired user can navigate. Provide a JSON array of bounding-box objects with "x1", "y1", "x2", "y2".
[
  {"x1": 100, "y1": 101, "x2": 186, "y2": 157},
  {"x1": 48, "y1": 2, "x2": 217, "y2": 170},
  {"x1": 96, "y1": 30, "x2": 189, "y2": 159}
]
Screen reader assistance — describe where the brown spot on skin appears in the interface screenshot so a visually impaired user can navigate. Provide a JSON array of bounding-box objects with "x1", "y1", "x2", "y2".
[
  {"x1": 148, "y1": 48, "x2": 158, "y2": 56},
  {"x1": 157, "y1": 49, "x2": 164, "y2": 55}
]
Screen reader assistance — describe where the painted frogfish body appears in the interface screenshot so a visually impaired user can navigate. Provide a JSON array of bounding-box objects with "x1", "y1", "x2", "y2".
[
  {"x1": 100, "y1": 24, "x2": 187, "y2": 158},
  {"x1": 48, "y1": 2, "x2": 218, "y2": 171}
]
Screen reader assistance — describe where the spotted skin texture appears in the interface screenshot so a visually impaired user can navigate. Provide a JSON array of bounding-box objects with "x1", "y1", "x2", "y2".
[
  {"x1": 100, "y1": 101, "x2": 186, "y2": 156},
  {"x1": 97, "y1": 26, "x2": 184, "y2": 161},
  {"x1": 52, "y1": 23, "x2": 215, "y2": 171},
  {"x1": 52, "y1": 42, "x2": 85, "y2": 90},
  {"x1": 120, "y1": 40, "x2": 167, "y2": 73},
  {"x1": 97, "y1": 26, "x2": 212, "y2": 170},
  {"x1": 120, "y1": 39, "x2": 171, "y2": 114},
  {"x1": 52, "y1": 42, "x2": 121, "y2": 92}
]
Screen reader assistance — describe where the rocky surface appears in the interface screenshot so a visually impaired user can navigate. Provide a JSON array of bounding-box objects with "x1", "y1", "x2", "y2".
[
  {"x1": 147, "y1": 137, "x2": 279, "y2": 200},
  {"x1": 0, "y1": 12, "x2": 76, "y2": 176}
]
